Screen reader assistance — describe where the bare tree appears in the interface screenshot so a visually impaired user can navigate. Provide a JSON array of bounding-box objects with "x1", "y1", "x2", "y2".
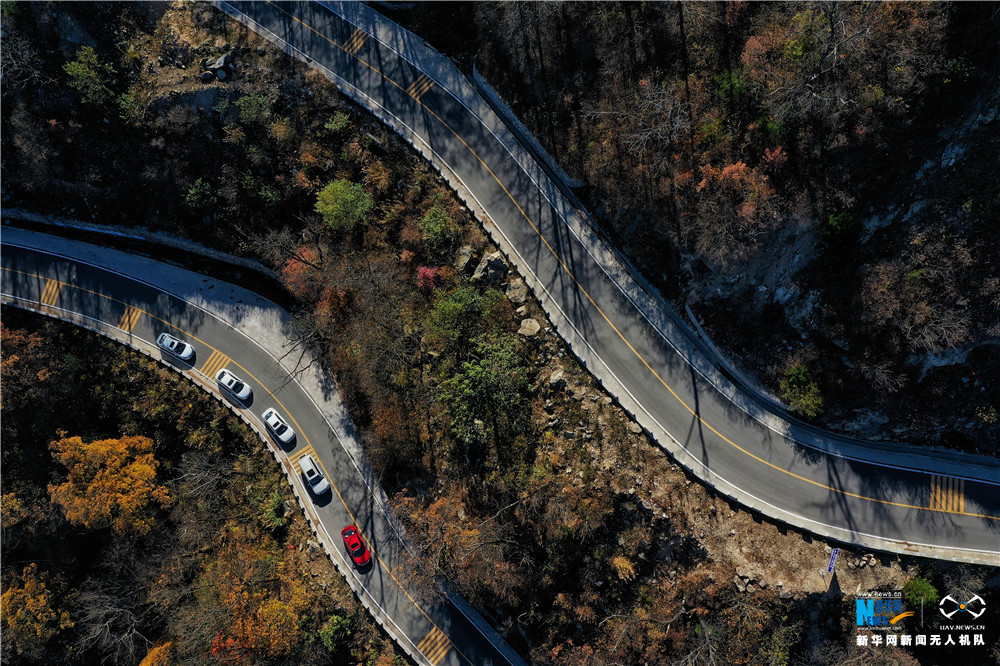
[
  {"x1": 0, "y1": 27, "x2": 52, "y2": 93},
  {"x1": 75, "y1": 574, "x2": 150, "y2": 664}
]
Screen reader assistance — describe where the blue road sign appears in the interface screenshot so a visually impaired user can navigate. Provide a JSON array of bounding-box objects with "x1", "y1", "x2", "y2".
[{"x1": 827, "y1": 548, "x2": 840, "y2": 573}]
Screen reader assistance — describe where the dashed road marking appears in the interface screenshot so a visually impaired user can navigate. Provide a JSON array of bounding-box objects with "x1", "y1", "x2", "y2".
[
  {"x1": 344, "y1": 27, "x2": 367, "y2": 55},
  {"x1": 40, "y1": 278, "x2": 63, "y2": 306},
  {"x1": 117, "y1": 306, "x2": 143, "y2": 333},
  {"x1": 406, "y1": 73, "x2": 434, "y2": 101},
  {"x1": 417, "y1": 625, "x2": 452, "y2": 665},
  {"x1": 200, "y1": 349, "x2": 231, "y2": 378},
  {"x1": 930, "y1": 475, "x2": 965, "y2": 513},
  {"x1": 290, "y1": 444, "x2": 317, "y2": 470}
]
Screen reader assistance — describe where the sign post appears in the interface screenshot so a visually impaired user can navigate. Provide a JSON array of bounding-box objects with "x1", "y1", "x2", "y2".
[{"x1": 826, "y1": 548, "x2": 840, "y2": 573}]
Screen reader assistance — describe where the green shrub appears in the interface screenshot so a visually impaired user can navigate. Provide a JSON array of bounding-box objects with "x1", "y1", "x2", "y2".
[
  {"x1": 697, "y1": 117, "x2": 727, "y2": 146},
  {"x1": 420, "y1": 204, "x2": 459, "y2": 252},
  {"x1": 117, "y1": 89, "x2": 145, "y2": 124},
  {"x1": 259, "y1": 184, "x2": 281, "y2": 207},
  {"x1": 185, "y1": 178, "x2": 216, "y2": 209},
  {"x1": 821, "y1": 211, "x2": 860, "y2": 239},
  {"x1": 235, "y1": 94, "x2": 272, "y2": 125},
  {"x1": 780, "y1": 363, "x2": 823, "y2": 417},
  {"x1": 902, "y1": 577, "x2": 939, "y2": 607},
  {"x1": 424, "y1": 285, "x2": 482, "y2": 353},
  {"x1": 315, "y1": 179, "x2": 373, "y2": 232},
  {"x1": 324, "y1": 112, "x2": 350, "y2": 134},
  {"x1": 714, "y1": 68, "x2": 750, "y2": 101},
  {"x1": 64, "y1": 46, "x2": 115, "y2": 106},
  {"x1": 440, "y1": 333, "x2": 530, "y2": 448},
  {"x1": 318, "y1": 615, "x2": 351, "y2": 651}
]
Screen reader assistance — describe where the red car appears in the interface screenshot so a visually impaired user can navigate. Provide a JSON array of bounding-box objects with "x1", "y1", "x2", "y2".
[{"x1": 341, "y1": 525, "x2": 371, "y2": 567}]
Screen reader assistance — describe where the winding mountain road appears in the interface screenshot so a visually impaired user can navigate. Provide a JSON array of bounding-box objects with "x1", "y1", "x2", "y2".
[
  {"x1": 216, "y1": 0, "x2": 1000, "y2": 565},
  {"x1": 0, "y1": 230, "x2": 523, "y2": 666},
  {"x1": 2, "y1": 1, "x2": 997, "y2": 663}
]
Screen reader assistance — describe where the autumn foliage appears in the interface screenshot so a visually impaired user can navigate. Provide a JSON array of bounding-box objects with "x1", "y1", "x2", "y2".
[
  {"x1": 200, "y1": 525, "x2": 311, "y2": 662},
  {"x1": 48, "y1": 435, "x2": 171, "y2": 536},
  {"x1": 0, "y1": 564, "x2": 73, "y2": 661}
]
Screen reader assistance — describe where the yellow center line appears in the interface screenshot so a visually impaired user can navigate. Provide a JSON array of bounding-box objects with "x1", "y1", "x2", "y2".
[
  {"x1": 2, "y1": 264, "x2": 467, "y2": 660},
  {"x1": 260, "y1": 5, "x2": 1000, "y2": 522}
]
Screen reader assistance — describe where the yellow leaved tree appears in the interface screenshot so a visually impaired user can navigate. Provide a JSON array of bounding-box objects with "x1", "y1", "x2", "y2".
[
  {"x1": 0, "y1": 563, "x2": 74, "y2": 660},
  {"x1": 48, "y1": 435, "x2": 171, "y2": 536}
]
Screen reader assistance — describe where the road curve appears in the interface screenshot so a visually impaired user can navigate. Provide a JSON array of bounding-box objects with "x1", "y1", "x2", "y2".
[
  {"x1": 216, "y1": 0, "x2": 1000, "y2": 564},
  {"x1": 0, "y1": 229, "x2": 526, "y2": 666}
]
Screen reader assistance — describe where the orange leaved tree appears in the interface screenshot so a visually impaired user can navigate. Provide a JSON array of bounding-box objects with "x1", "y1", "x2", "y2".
[
  {"x1": 48, "y1": 435, "x2": 171, "y2": 536},
  {"x1": 0, "y1": 563, "x2": 74, "y2": 660}
]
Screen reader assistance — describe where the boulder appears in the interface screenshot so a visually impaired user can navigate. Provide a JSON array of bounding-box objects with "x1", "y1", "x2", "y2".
[
  {"x1": 205, "y1": 49, "x2": 235, "y2": 70},
  {"x1": 548, "y1": 369, "x2": 567, "y2": 390},
  {"x1": 215, "y1": 68, "x2": 228, "y2": 82},
  {"x1": 734, "y1": 576, "x2": 746, "y2": 592},
  {"x1": 628, "y1": 422, "x2": 643, "y2": 434},
  {"x1": 471, "y1": 251, "x2": 508, "y2": 283},
  {"x1": 506, "y1": 278, "x2": 529, "y2": 305},
  {"x1": 517, "y1": 318, "x2": 541, "y2": 337},
  {"x1": 453, "y1": 244, "x2": 477, "y2": 273},
  {"x1": 200, "y1": 71, "x2": 215, "y2": 83}
]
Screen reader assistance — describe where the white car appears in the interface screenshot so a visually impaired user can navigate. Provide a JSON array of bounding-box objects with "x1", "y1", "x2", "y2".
[
  {"x1": 215, "y1": 368, "x2": 252, "y2": 401},
  {"x1": 300, "y1": 454, "x2": 330, "y2": 495},
  {"x1": 262, "y1": 407, "x2": 295, "y2": 444},
  {"x1": 156, "y1": 332, "x2": 194, "y2": 360}
]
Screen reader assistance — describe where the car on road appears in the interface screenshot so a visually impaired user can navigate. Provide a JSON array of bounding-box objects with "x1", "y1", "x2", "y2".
[
  {"x1": 215, "y1": 368, "x2": 252, "y2": 401},
  {"x1": 300, "y1": 454, "x2": 330, "y2": 496},
  {"x1": 341, "y1": 525, "x2": 371, "y2": 567},
  {"x1": 262, "y1": 407, "x2": 295, "y2": 444},
  {"x1": 156, "y1": 332, "x2": 194, "y2": 360}
]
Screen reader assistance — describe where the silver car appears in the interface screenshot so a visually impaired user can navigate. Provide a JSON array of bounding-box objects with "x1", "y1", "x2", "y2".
[
  {"x1": 156, "y1": 332, "x2": 194, "y2": 360},
  {"x1": 300, "y1": 454, "x2": 330, "y2": 495},
  {"x1": 215, "y1": 368, "x2": 252, "y2": 401},
  {"x1": 262, "y1": 407, "x2": 295, "y2": 444}
]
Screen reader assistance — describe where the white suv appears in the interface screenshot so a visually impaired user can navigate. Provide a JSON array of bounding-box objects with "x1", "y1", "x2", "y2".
[{"x1": 300, "y1": 454, "x2": 330, "y2": 496}]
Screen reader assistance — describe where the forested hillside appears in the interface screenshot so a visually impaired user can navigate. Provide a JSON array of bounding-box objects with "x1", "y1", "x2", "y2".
[
  {"x1": 2, "y1": 2, "x2": 997, "y2": 664},
  {"x1": 0, "y1": 311, "x2": 400, "y2": 664},
  {"x1": 395, "y1": 1, "x2": 1000, "y2": 451}
]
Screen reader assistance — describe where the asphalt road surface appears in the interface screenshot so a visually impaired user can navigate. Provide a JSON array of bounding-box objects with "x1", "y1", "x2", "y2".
[
  {"x1": 218, "y1": 0, "x2": 1000, "y2": 564},
  {"x1": 1, "y1": 235, "x2": 524, "y2": 666}
]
